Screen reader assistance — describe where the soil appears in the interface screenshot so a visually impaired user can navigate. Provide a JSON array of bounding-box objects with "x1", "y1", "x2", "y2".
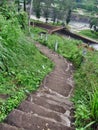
[{"x1": 0, "y1": 43, "x2": 75, "y2": 130}]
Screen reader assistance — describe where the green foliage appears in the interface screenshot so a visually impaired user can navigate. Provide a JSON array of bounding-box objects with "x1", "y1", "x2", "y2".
[
  {"x1": 36, "y1": 33, "x2": 83, "y2": 68},
  {"x1": 32, "y1": 27, "x2": 98, "y2": 129},
  {"x1": 78, "y1": 30, "x2": 98, "y2": 41},
  {"x1": 33, "y1": 0, "x2": 41, "y2": 19},
  {"x1": 74, "y1": 0, "x2": 97, "y2": 12},
  {"x1": 30, "y1": 27, "x2": 46, "y2": 35},
  {"x1": 0, "y1": 3, "x2": 16, "y2": 19},
  {"x1": 90, "y1": 18, "x2": 98, "y2": 32},
  {"x1": 0, "y1": 15, "x2": 53, "y2": 121},
  {"x1": 16, "y1": 11, "x2": 28, "y2": 30},
  {"x1": 90, "y1": 88, "x2": 98, "y2": 121},
  {"x1": 0, "y1": 2, "x2": 28, "y2": 32},
  {"x1": 73, "y1": 51, "x2": 98, "y2": 129},
  {"x1": 0, "y1": 15, "x2": 22, "y2": 46}
]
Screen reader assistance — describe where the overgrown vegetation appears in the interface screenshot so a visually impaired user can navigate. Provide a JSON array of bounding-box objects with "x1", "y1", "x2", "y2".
[
  {"x1": 0, "y1": 10, "x2": 53, "y2": 122},
  {"x1": 0, "y1": 0, "x2": 98, "y2": 129},
  {"x1": 32, "y1": 27, "x2": 98, "y2": 129},
  {"x1": 34, "y1": 32, "x2": 83, "y2": 68},
  {"x1": 74, "y1": 51, "x2": 98, "y2": 130}
]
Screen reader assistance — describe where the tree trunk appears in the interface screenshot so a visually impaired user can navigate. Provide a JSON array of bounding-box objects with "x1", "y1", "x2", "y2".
[
  {"x1": 24, "y1": 0, "x2": 26, "y2": 11},
  {"x1": 28, "y1": 0, "x2": 33, "y2": 33},
  {"x1": 18, "y1": 0, "x2": 20, "y2": 12}
]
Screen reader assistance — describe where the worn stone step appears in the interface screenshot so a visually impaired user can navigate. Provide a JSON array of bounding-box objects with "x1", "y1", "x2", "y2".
[
  {"x1": 42, "y1": 79, "x2": 72, "y2": 97},
  {"x1": 43, "y1": 74, "x2": 72, "y2": 97},
  {"x1": 18, "y1": 100, "x2": 71, "y2": 127},
  {"x1": 27, "y1": 94, "x2": 67, "y2": 113},
  {"x1": 30, "y1": 88, "x2": 73, "y2": 107},
  {"x1": 0, "y1": 123, "x2": 24, "y2": 130},
  {"x1": 6, "y1": 109, "x2": 74, "y2": 130},
  {"x1": 47, "y1": 73, "x2": 66, "y2": 80},
  {"x1": 33, "y1": 88, "x2": 73, "y2": 107},
  {"x1": 47, "y1": 76, "x2": 66, "y2": 83},
  {"x1": 18, "y1": 100, "x2": 61, "y2": 122}
]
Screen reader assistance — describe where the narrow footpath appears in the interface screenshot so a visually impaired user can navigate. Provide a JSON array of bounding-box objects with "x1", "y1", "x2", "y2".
[{"x1": 0, "y1": 43, "x2": 75, "y2": 130}]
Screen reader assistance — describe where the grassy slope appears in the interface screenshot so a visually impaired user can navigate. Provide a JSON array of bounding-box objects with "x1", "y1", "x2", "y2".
[
  {"x1": 78, "y1": 30, "x2": 98, "y2": 41},
  {"x1": 0, "y1": 19, "x2": 53, "y2": 121}
]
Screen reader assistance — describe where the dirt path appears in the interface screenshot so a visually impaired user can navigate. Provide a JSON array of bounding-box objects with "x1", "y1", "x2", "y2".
[{"x1": 0, "y1": 43, "x2": 75, "y2": 130}]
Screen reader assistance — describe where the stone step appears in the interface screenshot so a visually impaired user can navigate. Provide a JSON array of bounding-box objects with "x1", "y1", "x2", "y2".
[
  {"x1": 47, "y1": 73, "x2": 66, "y2": 80},
  {"x1": 47, "y1": 76, "x2": 66, "y2": 83},
  {"x1": 43, "y1": 80, "x2": 72, "y2": 97},
  {"x1": 18, "y1": 100, "x2": 61, "y2": 122},
  {"x1": 27, "y1": 94, "x2": 67, "y2": 113},
  {"x1": 18, "y1": 100, "x2": 71, "y2": 127},
  {"x1": 0, "y1": 123, "x2": 24, "y2": 130},
  {"x1": 6, "y1": 109, "x2": 74, "y2": 130},
  {"x1": 30, "y1": 88, "x2": 73, "y2": 107},
  {"x1": 49, "y1": 71, "x2": 71, "y2": 79}
]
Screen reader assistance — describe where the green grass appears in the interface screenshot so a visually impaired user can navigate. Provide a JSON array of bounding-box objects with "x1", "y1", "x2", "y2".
[
  {"x1": 74, "y1": 51, "x2": 98, "y2": 129},
  {"x1": 0, "y1": 38, "x2": 53, "y2": 121},
  {"x1": 0, "y1": 16, "x2": 53, "y2": 121},
  {"x1": 78, "y1": 30, "x2": 98, "y2": 41},
  {"x1": 36, "y1": 33, "x2": 83, "y2": 68}
]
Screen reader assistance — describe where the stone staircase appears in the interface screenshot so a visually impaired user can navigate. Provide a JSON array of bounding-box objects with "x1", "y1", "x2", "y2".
[{"x1": 0, "y1": 43, "x2": 75, "y2": 130}]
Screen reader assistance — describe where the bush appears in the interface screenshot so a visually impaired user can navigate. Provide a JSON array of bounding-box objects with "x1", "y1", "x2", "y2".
[
  {"x1": 16, "y1": 11, "x2": 28, "y2": 30},
  {"x1": 0, "y1": 13, "x2": 23, "y2": 41}
]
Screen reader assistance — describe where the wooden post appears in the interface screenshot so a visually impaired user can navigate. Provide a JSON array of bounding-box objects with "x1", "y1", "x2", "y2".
[
  {"x1": 55, "y1": 40, "x2": 58, "y2": 51},
  {"x1": 45, "y1": 33, "x2": 48, "y2": 41},
  {"x1": 40, "y1": 33, "x2": 43, "y2": 39}
]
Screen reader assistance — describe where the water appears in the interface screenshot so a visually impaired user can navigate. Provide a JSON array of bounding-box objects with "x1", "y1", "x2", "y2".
[{"x1": 69, "y1": 21, "x2": 89, "y2": 32}]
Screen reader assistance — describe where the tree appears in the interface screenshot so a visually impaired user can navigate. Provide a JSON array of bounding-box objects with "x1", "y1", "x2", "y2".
[
  {"x1": 33, "y1": 0, "x2": 41, "y2": 19},
  {"x1": 90, "y1": 18, "x2": 98, "y2": 32},
  {"x1": 24, "y1": 0, "x2": 26, "y2": 11},
  {"x1": 31, "y1": 0, "x2": 73, "y2": 24},
  {"x1": 66, "y1": 9, "x2": 72, "y2": 24},
  {"x1": 15, "y1": 0, "x2": 20, "y2": 12},
  {"x1": 55, "y1": 0, "x2": 72, "y2": 24},
  {"x1": 51, "y1": 6, "x2": 58, "y2": 24},
  {"x1": 42, "y1": 0, "x2": 53, "y2": 23}
]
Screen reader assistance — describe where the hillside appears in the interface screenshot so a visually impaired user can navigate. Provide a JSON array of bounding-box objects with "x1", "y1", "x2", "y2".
[{"x1": 0, "y1": 14, "x2": 53, "y2": 121}]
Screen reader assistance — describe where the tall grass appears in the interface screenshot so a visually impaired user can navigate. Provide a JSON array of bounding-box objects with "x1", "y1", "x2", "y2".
[
  {"x1": 0, "y1": 15, "x2": 53, "y2": 121},
  {"x1": 73, "y1": 51, "x2": 98, "y2": 129}
]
